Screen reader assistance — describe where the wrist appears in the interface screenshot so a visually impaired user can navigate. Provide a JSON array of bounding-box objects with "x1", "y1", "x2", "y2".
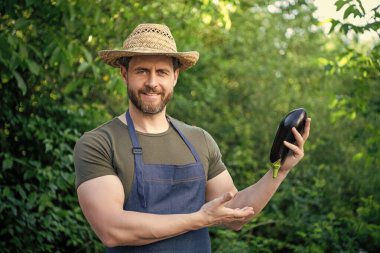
[
  {"x1": 271, "y1": 167, "x2": 289, "y2": 180},
  {"x1": 278, "y1": 166, "x2": 290, "y2": 177},
  {"x1": 189, "y1": 210, "x2": 208, "y2": 230}
]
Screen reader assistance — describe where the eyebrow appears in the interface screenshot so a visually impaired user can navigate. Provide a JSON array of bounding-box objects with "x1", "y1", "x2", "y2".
[
  {"x1": 133, "y1": 66, "x2": 171, "y2": 73},
  {"x1": 134, "y1": 67, "x2": 149, "y2": 71},
  {"x1": 157, "y1": 68, "x2": 170, "y2": 73}
]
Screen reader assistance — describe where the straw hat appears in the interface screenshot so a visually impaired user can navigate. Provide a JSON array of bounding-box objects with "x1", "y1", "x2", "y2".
[{"x1": 98, "y1": 23, "x2": 199, "y2": 71}]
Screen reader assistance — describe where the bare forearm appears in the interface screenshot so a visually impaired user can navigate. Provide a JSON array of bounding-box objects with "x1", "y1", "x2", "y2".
[
  {"x1": 100, "y1": 210, "x2": 204, "y2": 247},
  {"x1": 223, "y1": 168, "x2": 288, "y2": 229},
  {"x1": 234, "y1": 168, "x2": 288, "y2": 210}
]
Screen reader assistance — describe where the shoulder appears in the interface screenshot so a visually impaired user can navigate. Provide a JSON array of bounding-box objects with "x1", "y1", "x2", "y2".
[
  {"x1": 168, "y1": 116, "x2": 217, "y2": 150},
  {"x1": 74, "y1": 119, "x2": 124, "y2": 188},
  {"x1": 78, "y1": 118, "x2": 125, "y2": 140},
  {"x1": 87, "y1": 117, "x2": 125, "y2": 136},
  {"x1": 74, "y1": 118, "x2": 125, "y2": 154},
  {"x1": 169, "y1": 117, "x2": 210, "y2": 140}
]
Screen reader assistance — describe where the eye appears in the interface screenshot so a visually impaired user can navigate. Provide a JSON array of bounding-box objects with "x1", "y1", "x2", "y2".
[
  {"x1": 135, "y1": 69, "x2": 147, "y2": 74},
  {"x1": 157, "y1": 70, "x2": 169, "y2": 76}
]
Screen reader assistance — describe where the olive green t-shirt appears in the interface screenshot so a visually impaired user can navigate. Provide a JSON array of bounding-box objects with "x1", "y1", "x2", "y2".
[{"x1": 73, "y1": 116, "x2": 227, "y2": 200}]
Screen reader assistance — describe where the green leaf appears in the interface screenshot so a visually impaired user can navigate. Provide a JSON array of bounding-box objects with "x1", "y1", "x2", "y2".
[
  {"x1": 328, "y1": 19, "x2": 340, "y2": 34},
  {"x1": 78, "y1": 62, "x2": 90, "y2": 73},
  {"x1": 7, "y1": 34, "x2": 18, "y2": 48},
  {"x1": 372, "y1": 5, "x2": 380, "y2": 18},
  {"x1": 27, "y1": 44, "x2": 43, "y2": 61},
  {"x1": 2, "y1": 186, "x2": 11, "y2": 198},
  {"x1": 24, "y1": 169, "x2": 35, "y2": 180},
  {"x1": 81, "y1": 46, "x2": 93, "y2": 63},
  {"x1": 45, "y1": 41, "x2": 56, "y2": 57},
  {"x1": 19, "y1": 44, "x2": 28, "y2": 60},
  {"x1": 0, "y1": 35, "x2": 11, "y2": 63},
  {"x1": 353, "y1": 8, "x2": 363, "y2": 18},
  {"x1": 49, "y1": 47, "x2": 61, "y2": 66},
  {"x1": 45, "y1": 142, "x2": 53, "y2": 152},
  {"x1": 38, "y1": 193, "x2": 51, "y2": 212},
  {"x1": 356, "y1": 0, "x2": 365, "y2": 15},
  {"x1": 335, "y1": 0, "x2": 349, "y2": 11},
  {"x1": 26, "y1": 59, "x2": 40, "y2": 75},
  {"x1": 343, "y1": 5, "x2": 355, "y2": 19},
  {"x1": 26, "y1": 192, "x2": 37, "y2": 210},
  {"x1": 59, "y1": 62, "x2": 71, "y2": 77},
  {"x1": 2, "y1": 155, "x2": 13, "y2": 170},
  {"x1": 370, "y1": 21, "x2": 380, "y2": 31},
  {"x1": 341, "y1": 23, "x2": 350, "y2": 34},
  {"x1": 63, "y1": 80, "x2": 80, "y2": 94},
  {"x1": 17, "y1": 186, "x2": 27, "y2": 199},
  {"x1": 12, "y1": 71, "x2": 27, "y2": 95},
  {"x1": 14, "y1": 18, "x2": 30, "y2": 30}
]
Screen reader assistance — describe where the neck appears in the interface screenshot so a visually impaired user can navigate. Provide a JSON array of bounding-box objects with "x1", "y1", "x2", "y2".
[{"x1": 122, "y1": 106, "x2": 170, "y2": 134}]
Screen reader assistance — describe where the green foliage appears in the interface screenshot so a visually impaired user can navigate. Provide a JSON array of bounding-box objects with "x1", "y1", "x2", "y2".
[
  {"x1": 1, "y1": 0, "x2": 379, "y2": 252},
  {"x1": 330, "y1": 0, "x2": 380, "y2": 34}
]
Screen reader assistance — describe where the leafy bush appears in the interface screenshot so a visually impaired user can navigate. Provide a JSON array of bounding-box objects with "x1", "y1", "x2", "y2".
[{"x1": 1, "y1": 0, "x2": 379, "y2": 252}]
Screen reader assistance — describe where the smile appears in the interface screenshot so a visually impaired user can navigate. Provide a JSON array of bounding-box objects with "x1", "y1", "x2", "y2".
[
  {"x1": 144, "y1": 93, "x2": 160, "y2": 96},
  {"x1": 141, "y1": 93, "x2": 161, "y2": 100}
]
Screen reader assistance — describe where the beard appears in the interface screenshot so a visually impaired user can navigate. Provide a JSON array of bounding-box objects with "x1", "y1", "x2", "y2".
[{"x1": 128, "y1": 85, "x2": 173, "y2": 115}]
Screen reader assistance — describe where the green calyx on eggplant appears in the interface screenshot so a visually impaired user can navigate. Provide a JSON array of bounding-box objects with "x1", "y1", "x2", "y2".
[{"x1": 270, "y1": 108, "x2": 307, "y2": 178}]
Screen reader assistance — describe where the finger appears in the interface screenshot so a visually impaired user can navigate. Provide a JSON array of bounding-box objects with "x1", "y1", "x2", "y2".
[
  {"x1": 240, "y1": 206, "x2": 255, "y2": 216},
  {"x1": 283, "y1": 141, "x2": 303, "y2": 156},
  {"x1": 228, "y1": 207, "x2": 255, "y2": 218},
  {"x1": 236, "y1": 210, "x2": 256, "y2": 221},
  {"x1": 234, "y1": 206, "x2": 254, "y2": 213},
  {"x1": 302, "y1": 118, "x2": 311, "y2": 140},
  {"x1": 291, "y1": 127, "x2": 304, "y2": 147},
  {"x1": 216, "y1": 192, "x2": 234, "y2": 206}
]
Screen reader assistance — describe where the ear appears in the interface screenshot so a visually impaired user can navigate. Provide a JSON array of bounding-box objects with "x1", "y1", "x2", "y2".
[
  {"x1": 120, "y1": 65, "x2": 128, "y2": 84},
  {"x1": 173, "y1": 69, "x2": 180, "y2": 87}
]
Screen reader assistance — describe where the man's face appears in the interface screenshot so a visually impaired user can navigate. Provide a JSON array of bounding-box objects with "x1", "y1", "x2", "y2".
[{"x1": 122, "y1": 55, "x2": 179, "y2": 115}]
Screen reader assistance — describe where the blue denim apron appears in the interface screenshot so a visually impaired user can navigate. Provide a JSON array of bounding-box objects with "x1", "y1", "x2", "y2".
[{"x1": 106, "y1": 111, "x2": 211, "y2": 252}]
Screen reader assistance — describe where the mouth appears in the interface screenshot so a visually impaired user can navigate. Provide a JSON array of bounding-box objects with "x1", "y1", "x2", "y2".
[
  {"x1": 141, "y1": 92, "x2": 162, "y2": 101},
  {"x1": 143, "y1": 93, "x2": 160, "y2": 96}
]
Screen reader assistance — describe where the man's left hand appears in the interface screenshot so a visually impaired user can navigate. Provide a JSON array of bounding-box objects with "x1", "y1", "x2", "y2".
[{"x1": 280, "y1": 118, "x2": 311, "y2": 172}]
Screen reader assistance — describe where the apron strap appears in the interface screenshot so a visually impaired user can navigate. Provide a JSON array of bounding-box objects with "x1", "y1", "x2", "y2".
[
  {"x1": 168, "y1": 117, "x2": 202, "y2": 163},
  {"x1": 125, "y1": 110, "x2": 147, "y2": 207}
]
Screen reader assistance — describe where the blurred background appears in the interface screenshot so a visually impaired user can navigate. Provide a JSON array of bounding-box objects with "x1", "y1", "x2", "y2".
[{"x1": 0, "y1": 0, "x2": 379, "y2": 252}]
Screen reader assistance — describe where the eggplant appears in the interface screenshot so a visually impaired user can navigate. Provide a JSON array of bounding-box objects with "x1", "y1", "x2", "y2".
[{"x1": 270, "y1": 108, "x2": 307, "y2": 178}]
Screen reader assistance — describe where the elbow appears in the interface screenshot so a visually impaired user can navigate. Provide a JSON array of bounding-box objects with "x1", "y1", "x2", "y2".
[
  {"x1": 98, "y1": 228, "x2": 143, "y2": 247},
  {"x1": 231, "y1": 225, "x2": 243, "y2": 232},
  {"x1": 222, "y1": 222, "x2": 244, "y2": 232},
  {"x1": 102, "y1": 238, "x2": 119, "y2": 248},
  {"x1": 96, "y1": 226, "x2": 126, "y2": 247},
  {"x1": 228, "y1": 224, "x2": 244, "y2": 232},
  {"x1": 102, "y1": 239, "x2": 118, "y2": 248},
  {"x1": 99, "y1": 230, "x2": 120, "y2": 248}
]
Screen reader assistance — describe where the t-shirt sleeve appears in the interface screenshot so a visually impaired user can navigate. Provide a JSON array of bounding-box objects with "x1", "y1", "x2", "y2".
[
  {"x1": 202, "y1": 129, "x2": 227, "y2": 180},
  {"x1": 74, "y1": 131, "x2": 116, "y2": 188}
]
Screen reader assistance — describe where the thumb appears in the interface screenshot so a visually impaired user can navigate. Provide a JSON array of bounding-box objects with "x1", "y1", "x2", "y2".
[{"x1": 217, "y1": 192, "x2": 234, "y2": 205}]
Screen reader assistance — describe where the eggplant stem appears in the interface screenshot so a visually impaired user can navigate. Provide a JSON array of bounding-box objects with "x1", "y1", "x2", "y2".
[{"x1": 272, "y1": 159, "x2": 281, "y2": 178}]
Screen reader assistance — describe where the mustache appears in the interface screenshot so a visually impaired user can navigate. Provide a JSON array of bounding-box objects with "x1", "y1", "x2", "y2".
[{"x1": 139, "y1": 86, "x2": 162, "y2": 94}]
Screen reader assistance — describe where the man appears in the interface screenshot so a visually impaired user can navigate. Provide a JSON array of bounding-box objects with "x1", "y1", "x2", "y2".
[{"x1": 74, "y1": 23, "x2": 311, "y2": 252}]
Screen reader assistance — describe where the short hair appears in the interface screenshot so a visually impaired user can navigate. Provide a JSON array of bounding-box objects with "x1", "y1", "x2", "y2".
[{"x1": 117, "y1": 56, "x2": 182, "y2": 71}]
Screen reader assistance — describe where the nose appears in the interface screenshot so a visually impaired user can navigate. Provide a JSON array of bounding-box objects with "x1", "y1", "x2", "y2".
[{"x1": 145, "y1": 72, "x2": 158, "y2": 88}]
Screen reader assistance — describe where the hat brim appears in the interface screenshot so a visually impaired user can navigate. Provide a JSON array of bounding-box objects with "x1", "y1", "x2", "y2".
[{"x1": 98, "y1": 49, "x2": 199, "y2": 71}]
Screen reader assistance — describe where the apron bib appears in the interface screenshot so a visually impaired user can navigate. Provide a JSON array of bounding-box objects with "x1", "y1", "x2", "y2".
[{"x1": 106, "y1": 111, "x2": 211, "y2": 253}]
